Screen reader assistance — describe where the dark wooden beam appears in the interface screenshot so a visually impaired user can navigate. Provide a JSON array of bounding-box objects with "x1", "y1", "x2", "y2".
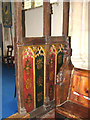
[
  {"x1": 14, "y1": 2, "x2": 23, "y2": 43},
  {"x1": 63, "y1": 2, "x2": 70, "y2": 36},
  {"x1": 14, "y1": 2, "x2": 26, "y2": 114},
  {"x1": 43, "y1": 1, "x2": 51, "y2": 100},
  {"x1": 46, "y1": 36, "x2": 66, "y2": 44},
  {"x1": 43, "y1": 2, "x2": 51, "y2": 37},
  {"x1": 23, "y1": 37, "x2": 45, "y2": 44}
]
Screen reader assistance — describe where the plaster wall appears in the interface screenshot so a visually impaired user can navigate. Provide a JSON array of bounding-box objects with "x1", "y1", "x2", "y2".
[
  {"x1": 25, "y1": 3, "x2": 63, "y2": 37},
  {"x1": 69, "y1": 2, "x2": 89, "y2": 70}
]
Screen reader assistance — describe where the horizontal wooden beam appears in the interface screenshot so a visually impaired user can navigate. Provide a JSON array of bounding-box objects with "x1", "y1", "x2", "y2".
[
  {"x1": 16, "y1": 36, "x2": 66, "y2": 46},
  {"x1": 48, "y1": 36, "x2": 66, "y2": 43},
  {"x1": 23, "y1": 37, "x2": 46, "y2": 45}
]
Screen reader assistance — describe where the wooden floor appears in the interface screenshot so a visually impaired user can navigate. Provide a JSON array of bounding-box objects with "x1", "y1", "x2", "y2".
[
  {"x1": 41, "y1": 109, "x2": 55, "y2": 119},
  {"x1": 56, "y1": 101, "x2": 89, "y2": 120},
  {"x1": 4, "y1": 112, "x2": 30, "y2": 120}
]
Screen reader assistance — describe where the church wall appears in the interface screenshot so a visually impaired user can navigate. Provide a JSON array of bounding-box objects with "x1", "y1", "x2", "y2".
[
  {"x1": 25, "y1": 3, "x2": 63, "y2": 37},
  {"x1": 69, "y1": 2, "x2": 89, "y2": 70},
  {"x1": 51, "y1": 3, "x2": 63, "y2": 36},
  {"x1": 25, "y1": 7, "x2": 43, "y2": 37}
]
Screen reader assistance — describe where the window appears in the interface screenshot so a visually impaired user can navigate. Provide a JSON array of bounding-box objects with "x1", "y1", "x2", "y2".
[
  {"x1": 50, "y1": 0, "x2": 57, "y2": 4},
  {"x1": 35, "y1": 0, "x2": 43, "y2": 7},
  {"x1": 24, "y1": 0, "x2": 57, "y2": 10},
  {"x1": 24, "y1": 0, "x2": 31, "y2": 9}
]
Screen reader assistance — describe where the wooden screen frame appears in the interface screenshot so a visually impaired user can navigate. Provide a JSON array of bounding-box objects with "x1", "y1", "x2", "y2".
[{"x1": 14, "y1": 1, "x2": 70, "y2": 114}]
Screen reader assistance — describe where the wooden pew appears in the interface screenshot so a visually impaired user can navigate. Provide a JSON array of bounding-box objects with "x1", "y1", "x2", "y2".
[{"x1": 55, "y1": 46, "x2": 90, "y2": 119}]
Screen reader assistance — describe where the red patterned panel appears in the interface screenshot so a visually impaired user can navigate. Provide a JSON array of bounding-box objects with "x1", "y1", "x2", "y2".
[{"x1": 23, "y1": 47, "x2": 35, "y2": 112}]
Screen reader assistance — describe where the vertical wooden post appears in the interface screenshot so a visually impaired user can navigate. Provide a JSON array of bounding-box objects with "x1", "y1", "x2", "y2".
[
  {"x1": 43, "y1": 2, "x2": 51, "y2": 37},
  {"x1": 43, "y1": 1, "x2": 51, "y2": 102},
  {"x1": 14, "y1": 2, "x2": 23, "y2": 43},
  {"x1": 14, "y1": 2, "x2": 26, "y2": 114},
  {"x1": 63, "y1": 1, "x2": 70, "y2": 36},
  {"x1": 22, "y1": 10, "x2": 25, "y2": 37}
]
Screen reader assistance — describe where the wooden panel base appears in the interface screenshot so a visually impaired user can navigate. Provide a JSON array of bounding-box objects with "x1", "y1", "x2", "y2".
[
  {"x1": 55, "y1": 112, "x2": 72, "y2": 120},
  {"x1": 56, "y1": 100, "x2": 89, "y2": 120},
  {"x1": 4, "y1": 112, "x2": 30, "y2": 120},
  {"x1": 30, "y1": 100, "x2": 55, "y2": 118}
]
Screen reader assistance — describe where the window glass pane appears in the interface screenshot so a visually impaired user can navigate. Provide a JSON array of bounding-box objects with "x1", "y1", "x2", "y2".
[
  {"x1": 51, "y1": 2, "x2": 63, "y2": 36},
  {"x1": 25, "y1": 6, "x2": 43, "y2": 37},
  {"x1": 35, "y1": 0, "x2": 43, "y2": 7},
  {"x1": 24, "y1": 0, "x2": 31, "y2": 9},
  {"x1": 50, "y1": 0, "x2": 57, "y2": 3}
]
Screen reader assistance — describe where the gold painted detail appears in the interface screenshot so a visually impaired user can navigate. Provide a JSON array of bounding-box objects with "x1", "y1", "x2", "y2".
[
  {"x1": 37, "y1": 75, "x2": 43, "y2": 87},
  {"x1": 33, "y1": 46, "x2": 38, "y2": 53},
  {"x1": 24, "y1": 59, "x2": 31, "y2": 75},
  {"x1": 36, "y1": 58, "x2": 43, "y2": 70},
  {"x1": 25, "y1": 78, "x2": 32, "y2": 89},
  {"x1": 23, "y1": 47, "x2": 34, "y2": 59},
  {"x1": 49, "y1": 45, "x2": 56, "y2": 55},
  {"x1": 37, "y1": 92, "x2": 42, "y2": 102},
  {"x1": 55, "y1": 44, "x2": 64, "y2": 53},
  {"x1": 35, "y1": 46, "x2": 45, "y2": 57},
  {"x1": 26, "y1": 94, "x2": 32, "y2": 108},
  {"x1": 58, "y1": 44, "x2": 64, "y2": 53},
  {"x1": 49, "y1": 71, "x2": 54, "y2": 81},
  {"x1": 49, "y1": 55, "x2": 54, "y2": 68}
]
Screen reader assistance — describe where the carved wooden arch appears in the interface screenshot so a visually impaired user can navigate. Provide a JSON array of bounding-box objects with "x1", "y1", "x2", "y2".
[{"x1": 14, "y1": 1, "x2": 70, "y2": 114}]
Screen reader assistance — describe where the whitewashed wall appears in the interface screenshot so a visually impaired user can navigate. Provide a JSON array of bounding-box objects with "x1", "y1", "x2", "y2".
[
  {"x1": 51, "y1": 3, "x2": 63, "y2": 36},
  {"x1": 69, "y1": 2, "x2": 89, "y2": 70},
  {"x1": 25, "y1": 7, "x2": 43, "y2": 37},
  {"x1": 25, "y1": 3, "x2": 63, "y2": 37}
]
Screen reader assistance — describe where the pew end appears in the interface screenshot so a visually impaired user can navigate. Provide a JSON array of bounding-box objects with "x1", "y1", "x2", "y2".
[{"x1": 55, "y1": 67, "x2": 90, "y2": 119}]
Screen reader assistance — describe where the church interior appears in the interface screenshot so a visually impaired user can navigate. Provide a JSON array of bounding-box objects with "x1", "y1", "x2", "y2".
[{"x1": 0, "y1": 0, "x2": 90, "y2": 120}]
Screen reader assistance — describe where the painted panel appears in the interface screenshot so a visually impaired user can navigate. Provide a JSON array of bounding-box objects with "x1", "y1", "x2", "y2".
[
  {"x1": 33, "y1": 46, "x2": 46, "y2": 108},
  {"x1": 49, "y1": 45, "x2": 57, "y2": 101},
  {"x1": 23, "y1": 47, "x2": 35, "y2": 112},
  {"x1": 2, "y1": 2, "x2": 12, "y2": 27},
  {"x1": 22, "y1": 43, "x2": 64, "y2": 111}
]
